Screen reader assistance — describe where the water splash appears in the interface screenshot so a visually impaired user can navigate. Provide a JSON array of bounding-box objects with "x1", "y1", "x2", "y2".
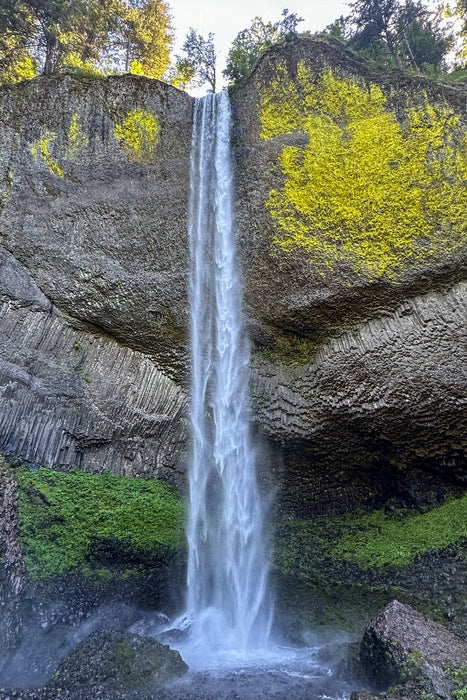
[{"x1": 186, "y1": 92, "x2": 273, "y2": 656}]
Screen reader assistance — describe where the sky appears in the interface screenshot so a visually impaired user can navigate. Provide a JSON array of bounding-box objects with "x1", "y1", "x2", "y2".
[{"x1": 167, "y1": 0, "x2": 351, "y2": 90}]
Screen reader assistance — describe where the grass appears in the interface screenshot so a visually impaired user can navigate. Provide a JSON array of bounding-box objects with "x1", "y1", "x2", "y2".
[
  {"x1": 16, "y1": 467, "x2": 185, "y2": 581},
  {"x1": 276, "y1": 493, "x2": 467, "y2": 577}
]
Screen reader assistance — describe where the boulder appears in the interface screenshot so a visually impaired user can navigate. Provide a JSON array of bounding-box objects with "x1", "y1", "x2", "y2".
[
  {"x1": 358, "y1": 600, "x2": 467, "y2": 696},
  {"x1": 48, "y1": 630, "x2": 188, "y2": 692}
]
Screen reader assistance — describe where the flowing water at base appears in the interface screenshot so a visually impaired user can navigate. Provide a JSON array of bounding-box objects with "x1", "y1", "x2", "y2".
[{"x1": 156, "y1": 640, "x2": 357, "y2": 700}]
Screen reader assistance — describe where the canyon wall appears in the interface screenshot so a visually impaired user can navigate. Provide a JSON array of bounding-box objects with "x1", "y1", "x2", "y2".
[{"x1": 0, "y1": 37, "x2": 465, "y2": 515}]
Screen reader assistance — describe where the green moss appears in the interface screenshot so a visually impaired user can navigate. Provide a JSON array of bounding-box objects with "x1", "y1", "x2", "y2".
[
  {"x1": 114, "y1": 109, "x2": 160, "y2": 163},
  {"x1": 449, "y1": 666, "x2": 467, "y2": 700},
  {"x1": 260, "y1": 64, "x2": 467, "y2": 280},
  {"x1": 276, "y1": 493, "x2": 467, "y2": 578},
  {"x1": 16, "y1": 467, "x2": 185, "y2": 581},
  {"x1": 30, "y1": 130, "x2": 64, "y2": 177},
  {"x1": 65, "y1": 113, "x2": 88, "y2": 160},
  {"x1": 256, "y1": 336, "x2": 321, "y2": 366}
]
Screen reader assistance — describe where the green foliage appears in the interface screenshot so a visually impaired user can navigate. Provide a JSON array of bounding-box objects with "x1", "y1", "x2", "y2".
[
  {"x1": 177, "y1": 28, "x2": 216, "y2": 92},
  {"x1": 114, "y1": 108, "x2": 160, "y2": 163},
  {"x1": 0, "y1": 0, "x2": 172, "y2": 81},
  {"x1": 346, "y1": 0, "x2": 451, "y2": 72},
  {"x1": 256, "y1": 336, "x2": 320, "y2": 366},
  {"x1": 224, "y1": 9, "x2": 303, "y2": 89},
  {"x1": 260, "y1": 63, "x2": 467, "y2": 280},
  {"x1": 0, "y1": 40, "x2": 36, "y2": 85},
  {"x1": 114, "y1": 0, "x2": 172, "y2": 79},
  {"x1": 449, "y1": 665, "x2": 467, "y2": 699},
  {"x1": 60, "y1": 52, "x2": 105, "y2": 77},
  {"x1": 275, "y1": 494, "x2": 467, "y2": 580},
  {"x1": 16, "y1": 466, "x2": 185, "y2": 580},
  {"x1": 167, "y1": 57, "x2": 195, "y2": 90}
]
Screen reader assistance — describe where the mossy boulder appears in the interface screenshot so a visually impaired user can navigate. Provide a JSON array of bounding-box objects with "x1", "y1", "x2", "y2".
[
  {"x1": 358, "y1": 601, "x2": 467, "y2": 696},
  {"x1": 48, "y1": 630, "x2": 188, "y2": 691}
]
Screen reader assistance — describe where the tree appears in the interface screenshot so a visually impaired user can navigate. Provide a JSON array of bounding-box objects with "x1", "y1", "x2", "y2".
[
  {"x1": 347, "y1": 0, "x2": 451, "y2": 72},
  {"x1": 167, "y1": 57, "x2": 195, "y2": 90},
  {"x1": 348, "y1": 0, "x2": 413, "y2": 69},
  {"x1": 402, "y1": 13, "x2": 452, "y2": 71},
  {"x1": 0, "y1": 0, "x2": 172, "y2": 81},
  {"x1": 448, "y1": 1, "x2": 467, "y2": 61},
  {"x1": 224, "y1": 9, "x2": 303, "y2": 88},
  {"x1": 110, "y1": 0, "x2": 172, "y2": 78},
  {"x1": 177, "y1": 28, "x2": 216, "y2": 92},
  {"x1": 0, "y1": 0, "x2": 37, "y2": 83}
]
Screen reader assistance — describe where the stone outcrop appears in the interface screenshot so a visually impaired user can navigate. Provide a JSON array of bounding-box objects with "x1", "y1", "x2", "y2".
[
  {"x1": 354, "y1": 600, "x2": 467, "y2": 698},
  {"x1": 0, "y1": 37, "x2": 465, "y2": 516},
  {"x1": 231, "y1": 37, "x2": 467, "y2": 515},
  {"x1": 0, "y1": 457, "x2": 25, "y2": 661},
  {"x1": 0, "y1": 75, "x2": 192, "y2": 481}
]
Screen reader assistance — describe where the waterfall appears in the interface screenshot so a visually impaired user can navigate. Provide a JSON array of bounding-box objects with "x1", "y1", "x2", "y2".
[{"x1": 186, "y1": 91, "x2": 273, "y2": 655}]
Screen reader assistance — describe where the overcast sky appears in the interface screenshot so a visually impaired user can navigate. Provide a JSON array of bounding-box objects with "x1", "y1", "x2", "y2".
[{"x1": 168, "y1": 0, "x2": 351, "y2": 89}]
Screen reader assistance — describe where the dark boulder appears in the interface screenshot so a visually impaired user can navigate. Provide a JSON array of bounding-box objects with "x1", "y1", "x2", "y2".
[
  {"x1": 357, "y1": 600, "x2": 467, "y2": 697},
  {"x1": 48, "y1": 630, "x2": 188, "y2": 692}
]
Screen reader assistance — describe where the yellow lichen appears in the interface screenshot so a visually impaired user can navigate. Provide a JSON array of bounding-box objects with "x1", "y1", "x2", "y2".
[
  {"x1": 114, "y1": 109, "x2": 160, "y2": 163},
  {"x1": 260, "y1": 64, "x2": 467, "y2": 279},
  {"x1": 30, "y1": 130, "x2": 64, "y2": 177},
  {"x1": 66, "y1": 113, "x2": 88, "y2": 159}
]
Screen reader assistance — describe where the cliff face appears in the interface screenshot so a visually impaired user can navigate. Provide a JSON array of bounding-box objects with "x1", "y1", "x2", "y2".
[
  {"x1": 0, "y1": 75, "x2": 192, "y2": 482},
  {"x1": 0, "y1": 39, "x2": 466, "y2": 514},
  {"x1": 232, "y1": 37, "x2": 467, "y2": 515}
]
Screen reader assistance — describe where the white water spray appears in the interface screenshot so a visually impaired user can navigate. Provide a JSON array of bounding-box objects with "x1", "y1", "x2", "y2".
[{"x1": 186, "y1": 92, "x2": 273, "y2": 656}]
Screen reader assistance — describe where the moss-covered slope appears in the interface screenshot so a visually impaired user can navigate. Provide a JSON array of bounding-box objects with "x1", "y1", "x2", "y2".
[
  {"x1": 16, "y1": 467, "x2": 186, "y2": 583},
  {"x1": 274, "y1": 493, "x2": 467, "y2": 638}
]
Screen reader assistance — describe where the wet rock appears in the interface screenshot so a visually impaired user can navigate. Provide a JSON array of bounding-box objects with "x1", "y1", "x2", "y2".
[
  {"x1": 129, "y1": 612, "x2": 170, "y2": 637},
  {"x1": 232, "y1": 37, "x2": 467, "y2": 516},
  {"x1": 0, "y1": 458, "x2": 26, "y2": 667},
  {"x1": 358, "y1": 600, "x2": 467, "y2": 695},
  {"x1": 0, "y1": 75, "x2": 191, "y2": 483},
  {"x1": 48, "y1": 630, "x2": 188, "y2": 692}
]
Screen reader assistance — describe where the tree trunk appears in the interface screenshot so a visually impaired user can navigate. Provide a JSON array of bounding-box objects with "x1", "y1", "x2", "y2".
[
  {"x1": 402, "y1": 30, "x2": 420, "y2": 72},
  {"x1": 384, "y1": 30, "x2": 404, "y2": 70},
  {"x1": 43, "y1": 36, "x2": 55, "y2": 75}
]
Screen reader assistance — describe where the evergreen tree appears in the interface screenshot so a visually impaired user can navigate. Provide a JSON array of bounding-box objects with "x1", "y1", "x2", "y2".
[
  {"x1": 224, "y1": 9, "x2": 303, "y2": 88},
  {"x1": 347, "y1": 0, "x2": 451, "y2": 72}
]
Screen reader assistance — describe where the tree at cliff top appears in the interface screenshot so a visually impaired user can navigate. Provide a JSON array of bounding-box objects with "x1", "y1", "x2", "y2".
[
  {"x1": 0, "y1": 1, "x2": 37, "y2": 82},
  {"x1": 0, "y1": 0, "x2": 172, "y2": 82},
  {"x1": 223, "y1": 9, "x2": 303, "y2": 88},
  {"x1": 449, "y1": 0, "x2": 467, "y2": 58},
  {"x1": 345, "y1": 0, "x2": 452, "y2": 73},
  {"x1": 173, "y1": 28, "x2": 216, "y2": 92},
  {"x1": 108, "y1": 0, "x2": 172, "y2": 78}
]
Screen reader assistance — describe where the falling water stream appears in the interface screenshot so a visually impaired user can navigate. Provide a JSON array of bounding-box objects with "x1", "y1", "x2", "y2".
[
  {"x1": 186, "y1": 91, "x2": 272, "y2": 656},
  {"x1": 161, "y1": 91, "x2": 357, "y2": 697}
]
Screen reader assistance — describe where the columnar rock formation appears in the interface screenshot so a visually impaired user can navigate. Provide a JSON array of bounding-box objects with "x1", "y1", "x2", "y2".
[
  {"x1": 0, "y1": 76, "x2": 192, "y2": 481},
  {"x1": 0, "y1": 37, "x2": 466, "y2": 513}
]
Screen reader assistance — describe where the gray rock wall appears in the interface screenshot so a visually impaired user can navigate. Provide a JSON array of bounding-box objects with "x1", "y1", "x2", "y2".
[
  {"x1": 0, "y1": 74, "x2": 192, "y2": 482},
  {"x1": 0, "y1": 41, "x2": 465, "y2": 516}
]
